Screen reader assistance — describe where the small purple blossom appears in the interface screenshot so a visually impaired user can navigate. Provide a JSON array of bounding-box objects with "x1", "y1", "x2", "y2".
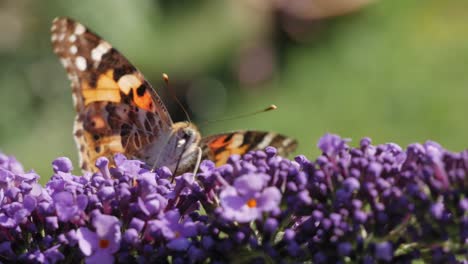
[
  {"x1": 375, "y1": 241, "x2": 393, "y2": 261},
  {"x1": 53, "y1": 191, "x2": 88, "y2": 224},
  {"x1": 52, "y1": 157, "x2": 73, "y2": 173},
  {"x1": 219, "y1": 173, "x2": 281, "y2": 222},
  {"x1": 44, "y1": 244, "x2": 65, "y2": 264},
  {"x1": 0, "y1": 153, "x2": 24, "y2": 174},
  {"x1": 318, "y1": 133, "x2": 350, "y2": 157},
  {"x1": 77, "y1": 214, "x2": 121, "y2": 264},
  {"x1": 147, "y1": 210, "x2": 197, "y2": 250}
]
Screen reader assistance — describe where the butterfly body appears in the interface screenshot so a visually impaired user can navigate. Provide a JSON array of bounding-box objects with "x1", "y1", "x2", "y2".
[{"x1": 51, "y1": 17, "x2": 297, "y2": 173}]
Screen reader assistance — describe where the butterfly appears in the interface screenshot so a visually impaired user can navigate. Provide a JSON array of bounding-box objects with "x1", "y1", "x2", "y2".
[{"x1": 51, "y1": 17, "x2": 297, "y2": 174}]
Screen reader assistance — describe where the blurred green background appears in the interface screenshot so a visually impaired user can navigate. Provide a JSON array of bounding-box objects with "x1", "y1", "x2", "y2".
[{"x1": 1, "y1": 0, "x2": 467, "y2": 182}]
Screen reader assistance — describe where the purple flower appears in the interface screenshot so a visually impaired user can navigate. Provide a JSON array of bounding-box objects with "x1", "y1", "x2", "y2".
[
  {"x1": 123, "y1": 228, "x2": 139, "y2": 245},
  {"x1": 58, "y1": 230, "x2": 78, "y2": 246},
  {"x1": 95, "y1": 157, "x2": 111, "y2": 179},
  {"x1": 430, "y1": 202, "x2": 445, "y2": 220},
  {"x1": 147, "y1": 210, "x2": 197, "y2": 250},
  {"x1": 0, "y1": 241, "x2": 14, "y2": 259},
  {"x1": 0, "y1": 130, "x2": 466, "y2": 263},
  {"x1": 22, "y1": 249, "x2": 46, "y2": 263},
  {"x1": 375, "y1": 241, "x2": 393, "y2": 261},
  {"x1": 0, "y1": 197, "x2": 36, "y2": 227},
  {"x1": 0, "y1": 167, "x2": 15, "y2": 189},
  {"x1": 45, "y1": 216, "x2": 59, "y2": 230},
  {"x1": 337, "y1": 242, "x2": 353, "y2": 256},
  {"x1": 129, "y1": 217, "x2": 145, "y2": 232},
  {"x1": 44, "y1": 244, "x2": 65, "y2": 264},
  {"x1": 137, "y1": 194, "x2": 167, "y2": 217},
  {"x1": 0, "y1": 153, "x2": 24, "y2": 174},
  {"x1": 53, "y1": 191, "x2": 88, "y2": 224},
  {"x1": 52, "y1": 157, "x2": 73, "y2": 173},
  {"x1": 219, "y1": 173, "x2": 281, "y2": 223},
  {"x1": 114, "y1": 153, "x2": 145, "y2": 175},
  {"x1": 343, "y1": 177, "x2": 360, "y2": 192},
  {"x1": 317, "y1": 133, "x2": 350, "y2": 157},
  {"x1": 77, "y1": 214, "x2": 121, "y2": 264}
]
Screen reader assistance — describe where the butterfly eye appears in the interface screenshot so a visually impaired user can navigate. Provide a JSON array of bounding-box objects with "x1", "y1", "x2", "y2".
[
  {"x1": 176, "y1": 129, "x2": 194, "y2": 148},
  {"x1": 184, "y1": 130, "x2": 193, "y2": 139}
]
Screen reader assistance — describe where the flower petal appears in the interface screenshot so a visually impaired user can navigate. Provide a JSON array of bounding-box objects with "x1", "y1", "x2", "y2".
[
  {"x1": 85, "y1": 250, "x2": 115, "y2": 264},
  {"x1": 257, "y1": 187, "x2": 281, "y2": 212},
  {"x1": 77, "y1": 227, "x2": 98, "y2": 256}
]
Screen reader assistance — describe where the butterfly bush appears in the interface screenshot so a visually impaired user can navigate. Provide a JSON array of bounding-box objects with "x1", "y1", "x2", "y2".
[{"x1": 0, "y1": 134, "x2": 467, "y2": 263}]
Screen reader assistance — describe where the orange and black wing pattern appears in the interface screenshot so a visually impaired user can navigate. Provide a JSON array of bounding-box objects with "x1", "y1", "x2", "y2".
[{"x1": 201, "y1": 131, "x2": 297, "y2": 166}]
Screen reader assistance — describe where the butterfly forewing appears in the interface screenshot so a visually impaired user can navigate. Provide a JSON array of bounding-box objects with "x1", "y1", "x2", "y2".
[{"x1": 51, "y1": 17, "x2": 173, "y2": 171}]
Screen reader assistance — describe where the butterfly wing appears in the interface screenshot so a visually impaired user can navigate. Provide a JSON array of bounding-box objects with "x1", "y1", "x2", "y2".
[
  {"x1": 51, "y1": 17, "x2": 173, "y2": 171},
  {"x1": 201, "y1": 131, "x2": 297, "y2": 166}
]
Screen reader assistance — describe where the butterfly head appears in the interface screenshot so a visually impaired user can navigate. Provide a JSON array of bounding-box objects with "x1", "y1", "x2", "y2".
[
  {"x1": 171, "y1": 122, "x2": 201, "y2": 148},
  {"x1": 165, "y1": 122, "x2": 202, "y2": 171}
]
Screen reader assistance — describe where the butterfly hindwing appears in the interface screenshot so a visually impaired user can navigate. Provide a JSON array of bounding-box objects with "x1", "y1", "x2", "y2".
[
  {"x1": 201, "y1": 131, "x2": 298, "y2": 166},
  {"x1": 51, "y1": 17, "x2": 173, "y2": 171}
]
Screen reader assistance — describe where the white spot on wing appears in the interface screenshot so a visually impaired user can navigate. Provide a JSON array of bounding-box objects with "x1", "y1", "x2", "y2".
[
  {"x1": 257, "y1": 133, "x2": 276, "y2": 149},
  {"x1": 75, "y1": 56, "x2": 87, "y2": 71},
  {"x1": 231, "y1": 134, "x2": 244, "y2": 148},
  {"x1": 56, "y1": 18, "x2": 66, "y2": 28},
  {"x1": 60, "y1": 58, "x2": 70, "y2": 68},
  {"x1": 91, "y1": 41, "x2": 112, "y2": 63},
  {"x1": 72, "y1": 94, "x2": 79, "y2": 107},
  {"x1": 70, "y1": 45, "x2": 78, "y2": 54},
  {"x1": 68, "y1": 34, "x2": 77, "y2": 42},
  {"x1": 282, "y1": 138, "x2": 293, "y2": 147},
  {"x1": 74, "y1": 23, "x2": 86, "y2": 35},
  {"x1": 68, "y1": 73, "x2": 78, "y2": 84},
  {"x1": 117, "y1": 74, "x2": 141, "y2": 95},
  {"x1": 51, "y1": 34, "x2": 58, "y2": 42}
]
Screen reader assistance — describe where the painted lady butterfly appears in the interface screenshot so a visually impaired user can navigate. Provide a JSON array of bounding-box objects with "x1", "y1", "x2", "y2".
[{"x1": 51, "y1": 17, "x2": 297, "y2": 173}]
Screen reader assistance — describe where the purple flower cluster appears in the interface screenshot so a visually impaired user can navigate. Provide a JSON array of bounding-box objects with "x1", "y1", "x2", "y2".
[{"x1": 0, "y1": 134, "x2": 466, "y2": 263}]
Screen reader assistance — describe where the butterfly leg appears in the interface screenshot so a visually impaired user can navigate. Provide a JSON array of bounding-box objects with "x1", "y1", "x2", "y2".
[{"x1": 192, "y1": 147, "x2": 202, "y2": 175}]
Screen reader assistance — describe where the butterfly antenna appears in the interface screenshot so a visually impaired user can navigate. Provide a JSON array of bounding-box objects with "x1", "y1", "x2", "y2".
[
  {"x1": 202, "y1": 104, "x2": 277, "y2": 125},
  {"x1": 163, "y1": 73, "x2": 192, "y2": 123}
]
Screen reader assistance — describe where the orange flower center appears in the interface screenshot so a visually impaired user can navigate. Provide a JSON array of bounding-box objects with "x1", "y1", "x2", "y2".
[
  {"x1": 246, "y1": 198, "x2": 257, "y2": 208},
  {"x1": 99, "y1": 239, "x2": 110, "y2": 249}
]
